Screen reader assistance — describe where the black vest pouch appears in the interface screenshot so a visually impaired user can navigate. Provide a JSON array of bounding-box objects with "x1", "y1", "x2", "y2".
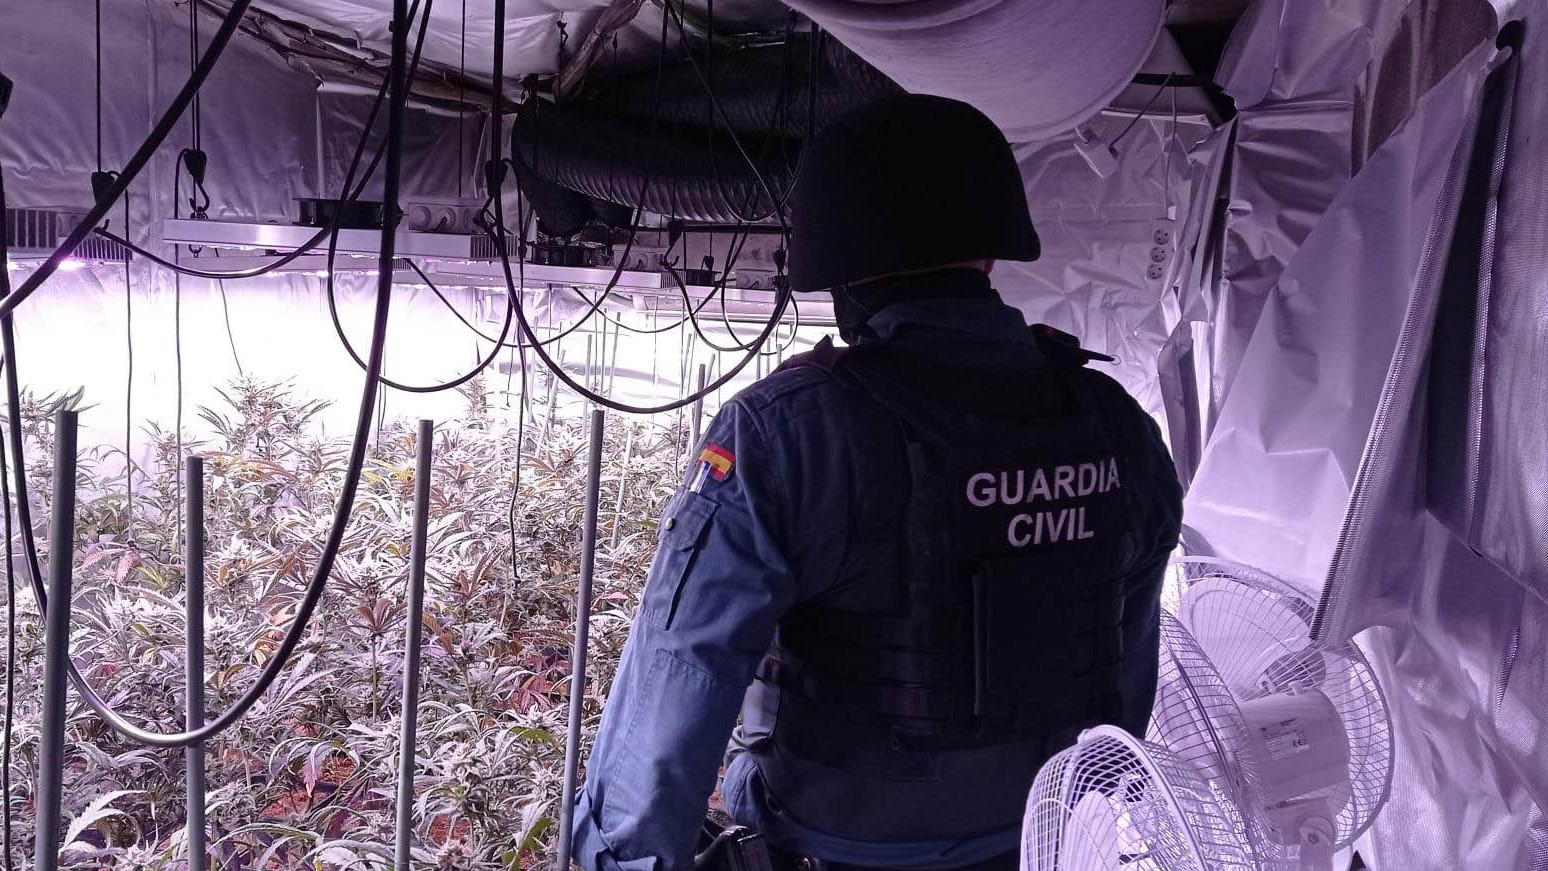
[{"x1": 972, "y1": 550, "x2": 1124, "y2": 740}]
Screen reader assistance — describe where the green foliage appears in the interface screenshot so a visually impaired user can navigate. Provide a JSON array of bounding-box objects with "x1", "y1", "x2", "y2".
[{"x1": 1, "y1": 376, "x2": 688, "y2": 869}]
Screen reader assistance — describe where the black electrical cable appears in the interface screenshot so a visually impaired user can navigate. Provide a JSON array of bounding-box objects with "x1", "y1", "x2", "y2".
[
  {"x1": 95, "y1": 224, "x2": 330, "y2": 279},
  {"x1": 1111, "y1": 74, "x2": 1175, "y2": 147},
  {"x1": 498, "y1": 225, "x2": 790, "y2": 416},
  {"x1": 566, "y1": 281, "x2": 725, "y2": 336},
  {"x1": 664, "y1": 258, "x2": 775, "y2": 354},
  {"x1": 0, "y1": 164, "x2": 15, "y2": 871},
  {"x1": 323, "y1": 264, "x2": 514, "y2": 394},
  {"x1": 314, "y1": 0, "x2": 527, "y2": 395},
  {"x1": 404, "y1": 259, "x2": 614, "y2": 349},
  {"x1": 453, "y1": 0, "x2": 677, "y2": 375},
  {"x1": 457, "y1": 0, "x2": 466, "y2": 198},
  {"x1": 0, "y1": 0, "x2": 406, "y2": 748},
  {"x1": 0, "y1": 360, "x2": 12, "y2": 871},
  {"x1": 660, "y1": 227, "x2": 789, "y2": 354},
  {"x1": 122, "y1": 201, "x2": 135, "y2": 539},
  {"x1": 668, "y1": 0, "x2": 810, "y2": 223},
  {"x1": 0, "y1": 0, "x2": 255, "y2": 320},
  {"x1": 685, "y1": 0, "x2": 781, "y2": 224},
  {"x1": 191, "y1": 0, "x2": 203, "y2": 153},
  {"x1": 315, "y1": 0, "x2": 509, "y2": 395},
  {"x1": 95, "y1": 0, "x2": 103, "y2": 173}
]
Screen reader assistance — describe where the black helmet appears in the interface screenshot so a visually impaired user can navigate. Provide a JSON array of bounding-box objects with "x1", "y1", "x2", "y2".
[{"x1": 787, "y1": 94, "x2": 1039, "y2": 294}]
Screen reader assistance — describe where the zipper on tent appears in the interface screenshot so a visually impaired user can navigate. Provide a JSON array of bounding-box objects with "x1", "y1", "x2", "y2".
[{"x1": 1312, "y1": 43, "x2": 1518, "y2": 644}]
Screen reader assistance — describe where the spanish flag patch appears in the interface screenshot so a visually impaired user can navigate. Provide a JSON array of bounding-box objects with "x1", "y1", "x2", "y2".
[{"x1": 698, "y1": 444, "x2": 735, "y2": 480}]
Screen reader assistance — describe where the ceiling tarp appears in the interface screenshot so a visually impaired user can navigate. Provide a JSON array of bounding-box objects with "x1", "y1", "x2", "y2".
[{"x1": 247, "y1": 0, "x2": 790, "y2": 80}]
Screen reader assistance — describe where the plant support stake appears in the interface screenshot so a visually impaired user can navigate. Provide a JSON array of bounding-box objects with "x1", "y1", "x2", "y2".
[
  {"x1": 556, "y1": 409, "x2": 605, "y2": 871},
  {"x1": 35, "y1": 409, "x2": 79, "y2": 871},
  {"x1": 395, "y1": 420, "x2": 434, "y2": 871},
  {"x1": 185, "y1": 456, "x2": 208, "y2": 871},
  {"x1": 689, "y1": 362, "x2": 708, "y2": 455}
]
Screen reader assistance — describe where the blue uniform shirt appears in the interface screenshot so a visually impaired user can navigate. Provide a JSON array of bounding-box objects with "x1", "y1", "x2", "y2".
[{"x1": 571, "y1": 296, "x2": 1181, "y2": 871}]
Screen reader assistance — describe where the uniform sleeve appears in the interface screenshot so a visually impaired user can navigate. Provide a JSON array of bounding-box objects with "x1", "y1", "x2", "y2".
[{"x1": 572, "y1": 400, "x2": 797, "y2": 871}]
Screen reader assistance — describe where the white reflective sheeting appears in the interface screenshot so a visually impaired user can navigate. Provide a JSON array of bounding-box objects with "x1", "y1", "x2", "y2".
[
  {"x1": 1207, "y1": 101, "x2": 1352, "y2": 420},
  {"x1": 252, "y1": 0, "x2": 565, "y2": 77},
  {"x1": 1182, "y1": 39, "x2": 1498, "y2": 592},
  {"x1": 996, "y1": 111, "x2": 1213, "y2": 418},
  {"x1": 1216, "y1": 0, "x2": 1402, "y2": 108},
  {"x1": 0, "y1": 0, "x2": 317, "y2": 227}
]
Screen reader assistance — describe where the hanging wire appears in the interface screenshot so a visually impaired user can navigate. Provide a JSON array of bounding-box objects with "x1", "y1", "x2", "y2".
[
  {"x1": 0, "y1": 158, "x2": 15, "y2": 871},
  {"x1": 216, "y1": 280, "x2": 245, "y2": 375},
  {"x1": 189, "y1": 0, "x2": 203, "y2": 152},
  {"x1": 1111, "y1": 74, "x2": 1175, "y2": 147},
  {"x1": 1, "y1": 362, "x2": 14, "y2": 871},
  {"x1": 122, "y1": 206, "x2": 135, "y2": 540},
  {"x1": 95, "y1": 0, "x2": 104, "y2": 172},
  {"x1": 0, "y1": 0, "x2": 405, "y2": 749},
  {"x1": 456, "y1": 0, "x2": 466, "y2": 197}
]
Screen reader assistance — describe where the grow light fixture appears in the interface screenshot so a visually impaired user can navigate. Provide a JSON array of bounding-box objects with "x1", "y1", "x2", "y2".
[
  {"x1": 162, "y1": 217, "x2": 489, "y2": 260},
  {"x1": 5, "y1": 206, "x2": 132, "y2": 266}
]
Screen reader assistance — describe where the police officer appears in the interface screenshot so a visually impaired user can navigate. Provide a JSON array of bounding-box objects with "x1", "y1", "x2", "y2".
[{"x1": 570, "y1": 94, "x2": 1183, "y2": 871}]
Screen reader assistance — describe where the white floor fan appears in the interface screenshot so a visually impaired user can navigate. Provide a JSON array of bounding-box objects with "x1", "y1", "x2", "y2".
[
  {"x1": 1023, "y1": 725, "x2": 1258, "y2": 871},
  {"x1": 1153, "y1": 557, "x2": 1393, "y2": 869},
  {"x1": 1022, "y1": 558, "x2": 1394, "y2": 871}
]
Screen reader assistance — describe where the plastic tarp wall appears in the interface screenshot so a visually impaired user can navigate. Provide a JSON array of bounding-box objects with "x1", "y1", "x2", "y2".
[
  {"x1": 1315, "y1": 20, "x2": 1548, "y2": 866},
  {"x1": 1178, "y1": 0, "x2": 1547, "y2": 866},
  {"x1": 996, "y1": 110, "x2": 1212, "y2": 419}
]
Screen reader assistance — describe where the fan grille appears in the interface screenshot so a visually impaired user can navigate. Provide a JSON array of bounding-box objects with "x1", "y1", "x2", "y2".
[
  {"x1": 1163, "y1": 557, "x2": 1393, "y2": 848},
  {"x1": 1149, "y1": 612, "x2": 1276, "y2": 863},
  {"x1": 1025, "y1": 727, "x2": 1255, "y2": 871}
]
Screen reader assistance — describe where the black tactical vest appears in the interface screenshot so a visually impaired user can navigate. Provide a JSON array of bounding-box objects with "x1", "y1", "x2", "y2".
[{"x1": 748, "y1": 331, "x2": 1144, "y2": 793}]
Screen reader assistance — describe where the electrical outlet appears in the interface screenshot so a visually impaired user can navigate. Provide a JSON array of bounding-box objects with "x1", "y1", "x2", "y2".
[{"x1": 1146, "y1": 218, "x2": 1177, "y2": 285}]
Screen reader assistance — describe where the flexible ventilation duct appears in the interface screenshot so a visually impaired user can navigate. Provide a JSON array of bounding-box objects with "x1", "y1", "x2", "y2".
[
  {"x1": 600, "y1": 35, "x2": 902, "y2": 137},
  {"x1": 779, "y1": 0, "x2": 1165, "y2": 142},
  {"x1": 511, "y1": 101, "x2": 795, "y2": 225}
]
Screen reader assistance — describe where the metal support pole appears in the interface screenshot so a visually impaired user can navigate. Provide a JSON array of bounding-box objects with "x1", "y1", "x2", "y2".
[
  {"x1": 395, "y1": 420, "x2": 434, "y2": 870},
  {"x1": 556, "y1": 410, "x2": 604, "y2": 871},
  {"x1": 688, "y1": 363, "x2": 708, "y2": 455},
  {"x1": 184, "y1": 457, "x2": 208, "y2": 871},
  {"x1": 35, "y1": 409, "x2": 78, "y2": 871},
  {"x1": 609, "y1": 427, "x2": 634, "y2": 549}
]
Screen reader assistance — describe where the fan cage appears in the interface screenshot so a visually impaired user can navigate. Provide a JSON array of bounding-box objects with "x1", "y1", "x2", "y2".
[
  {"x1": 1163, "y1": 557, "x2": 1394, "y2": 849},
  {"x1": 1024, "y1": 726, "x2": 1255, "y2": 871},
  {"x1": 1149, "y1": 612, "x2": 1278, "y2": 864}
]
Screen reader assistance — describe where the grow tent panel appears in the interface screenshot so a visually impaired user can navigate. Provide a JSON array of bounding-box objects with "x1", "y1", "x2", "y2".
[
  {"x1": 1182, "y1": 38, "x2": 1500, "y2": 592},
  {"x1": 994, "y1": 109, "x2": 1213, "y2": 419},
  {"x1": 1313, "y1": 16, "x2": 1548, "y2": 867}
]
